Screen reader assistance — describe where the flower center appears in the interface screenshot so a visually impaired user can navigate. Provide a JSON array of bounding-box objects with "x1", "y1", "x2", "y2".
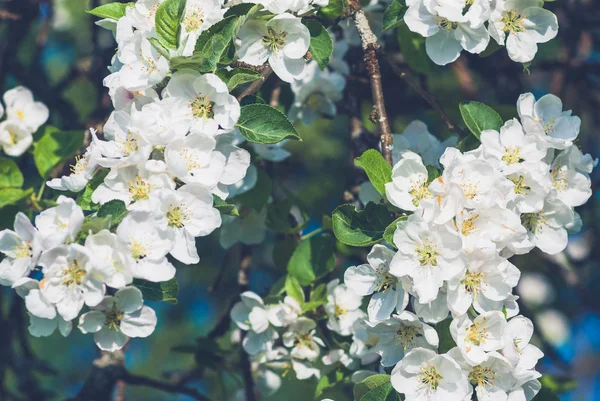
[
  {"x1": 183, "y1": 6, "x2": 205, "y2": 32},
  {"x1": 437, "y1": 17, "x2": 458, "y2": 31},
  {"x1": 295, "y1": 332, "x2": 315, "y2": 348},
  {"x1": 130, "y1": 240, "x2": 147, "y2": 260},
  {"x1": 396, "y1": 325, "x2": 419, "y2": 349},
  {"x1": 7, "y1": 129, "x2": 17, "y2": 145},
  {"x1": 128, "y1": 174, "x2": 152, "y2": 202},
  {"x1": 105, "y1": 303, "x2": 125, "y2": 332},
  {"x1": 190, "y1": 95, "x2": 214, "y2": 119},
  {"x1": 167, "y1": 205, "x2": 187, "y2": 228},
  {"x1": 521, "y1": 211, "x2": 545, "y2": 234},
  {"x1": 469, "y1": 365, "x2": 497, "y2": 388},
  {"x1": 15, "y1": 241, "x2": 32, "y2": 259},
  {"x1": 374, "y1": 267, "x2": 396, "y2": 292},
  {"x1": 551, "y1": 168, "x2": 568, "y2": 191},
  {"x1": 511, "y1": 175, "x2": 531, "y2": 195},
  {"x1": 63, "y1": 260, "x2": 86, "y2": 286},
  {"x1": 461, "y1": 271, "x2": 485, "y2": 297},
  {"x1": 409, "y1": 177, "x2": 431, "y2": 207},
  {"x1": 461, "y1": 214, "x2": 479, "y2": 236},
  {"x1": 513, "y1": 337, "x2": 524, "y2": 354},
  {"x1": 465, "y1": 321, "x2": 488, "y2": 345},
  {"x1": 70, "y1": 155, "x2": 89, "y2": 175},
  {"x1": 262, "y1": 28, "x2": 287, "y2": 53},
  {"x1": 119, "y1": 130, "x2": 139, "y2": 156},
  {"x1": 502, "y1": 146, "x2": 521, "y2": 165},
  {"x1": 416, "y1": 243, "x2": 439, "y2": 266},
  {"x1": 460, "y1": 182, "x2": 479, "y2": 200},
  {"x1": 16, "y1": 110, "x2": 25, "y2": 120},
  {"x1": 501, "y1": 10, "x2": 526, "y2": 33},
  {"x1": 334, "y1": 304, "x2": 348, "y2": 318},
  {"x1": 419, "y1": 364, "x2": 442, "y2": 391}
]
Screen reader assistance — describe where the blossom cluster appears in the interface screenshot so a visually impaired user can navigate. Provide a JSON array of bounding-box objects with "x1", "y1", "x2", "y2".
[
  {"x1": 404, "y1": 0, "x2": 559, "y2": 65},
  {"x1": 0, "y1": 86, "x2": 49, "y2": 156},
  {"x1": 231, "y1": 92, "x2": 596, "y2": 401}
]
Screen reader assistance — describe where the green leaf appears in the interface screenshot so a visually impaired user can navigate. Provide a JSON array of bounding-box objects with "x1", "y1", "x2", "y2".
[
  {"x1": 303, "y1": 20, "x2": 333, "y2": 70},
  {"x1": 215, "y1": 67, "x2": 261, "y2": 91},
  {"x1": 155, "y1": 0, "x2": 185, "y2": 50},
  {"x1": 133, "y1": 278, "x2": 179, "y2": 304},
  {"x1": 223, "y1": 3, "x2": 258, "y2": 18},
  {"x1": 426, "y1": 165, "x2": 441, "y2": 182},
  {"x1": 284, "y1": 275, "x2": 304, "y2": 305},
  {"x1": 213, "y1": 195, "x2": 239, "y2": 216},
  {"x1": 236, "y1": 104, "x2": 301, "y2": 144},
  {"x1": 272, "y1": 236, "x2": 298, "y2": 269},
  {"x1": 382, "y1": 0, "x2": 407, "y2": 31},
  {"x1": 148, "y1": 37, "x2": 172, "y2": 60},
  {"x1": 361, "y1": 382, "x2": 395, "y2": 401},
  {"x1": 332, "y1": 202, "x2": 394, "y2": 247},
  {"x1": 0, "y1": 158, "x2": 23, "y2": 188},
  {"x1": 435, "y1": 318, "x2": 455, "y2": 353},
  {"x1": 302, "y1": 283, "x2": 328, "y2": 312},
  {"x1": 97, "y1": 200, "x2": 128, "y2": 227},
  {"x1": 319, "y1": 0, "x2": 347, "y2": 19},
  {"x1": 0, "y1": 188, "x2": 33, "y2": 209},
  {"x1": 266, "y1": 198, "x2": 309, "y2": 234},
  {"x1": 382, "y1": 216, "x2": 406, "y2": 248},
  {"x1": 540, "y1": 375, "x2": 578, "y2": 394},
  {"x1": 233, "y1": 168, "x2": 272, "y2": 211},
  {"x1": 76, "y1": 215, "x2": 112, "y2": 242},
  {"x1": 355, "y1": 149, "x2": 392, "y2": 197},
  {"x1": 34, "y1": 126, "x2": 85, "y2": 180},
  {"x1": 287, "y1": 234, "x2": 336, "y2": 286},
  {"x1": 76, "y1": 168, "x2": 110, "y2": 211},
  {"x1": 459, "y1": 101, "x2": 503, "y2": 140},
  {"x1": 396, "y1": 22, "x2": 436, "y2": 75},
  {"x1": 354, "y1": 374, "x2": 392, "y2": 401},
  {"x1": 87, "y1": 2, "x2": 133, "y2": 20}
]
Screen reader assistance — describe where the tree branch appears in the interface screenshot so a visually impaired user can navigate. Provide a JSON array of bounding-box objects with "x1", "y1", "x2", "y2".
[
  {"x1": 347, "y1": 0, "x2": 394, "y2": 165},
  {"x1": 383, "y1": 54, "x2": 468, "y2": 138},
  {"x1": 237, "y1": 65, "x2": 273, "y2": 102},
  {"x1": 122, "y1": 372, "x2": 211, "y2": 401}
]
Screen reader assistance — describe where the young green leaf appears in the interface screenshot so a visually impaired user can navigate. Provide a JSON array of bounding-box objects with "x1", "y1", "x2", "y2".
[
  {"x1": 190, "y1": 16, "x2": 239, "y2": 72},
  {"x1": 34, "y1": 126, "x2": 85, "y2": 180},
  {"x1": 0, "y1": 188, "x2": 33, "y2": 209},
  {"x1": 215, "y1": 67, "x2": 261, "y2": 91},
  {"x1": 87, "y1": 2, "x2": 133, "y2": 20},
  {"x1": 97, "y1": 200, "x2": 128, "y2": 227},
  {"x1": 459, "y1": 101, "x2": 503, "y2": 139},
  {"x1": 287, "y1": 234, "x2": 336, "y2": 286},
  {"x1": 303, "y1": 20, "x2": 333, "y2": 70},
  {"x1": 0, "y1": 158, "x2": 24, "y2": 188},
  {"x1": 284, "y1": 275, "x2": 305, "y2": 305},
  {"x1": 133, "y1": 278, "x2": 179, "y2": 304},
  {"x1": 76, "y1": 168, "x2": 110, "y2": 211},
  {"x1": 332, "y1": 202, "x2": 394, "y2": 247},
  {"x1": 382, "y1": 0, "x2": 407, "y2": 31},
  {"x1": 355, "y1": 149, "x2": 393, "y2": 197},
  {"x1": 353, "y1": 374, "x2": 392, "y2": 401},
  {"x1": 236, "y1": 104, "x2": 301, "y2": 144},
  {"x1": 213, "y1": 195, "x2": 239, "y2": 216},
  {"x1": 319, "y1": 0, "x2": 347, "y2": 19},
  {"x1": 155, "y1": 0, "x2": 185, "y2": 50},
  {"x1": 382, "y1": 216, "x2": 407, "y2": 248}
]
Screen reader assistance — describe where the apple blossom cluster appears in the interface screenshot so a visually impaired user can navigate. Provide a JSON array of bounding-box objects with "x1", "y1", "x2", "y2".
[
  {"x1": 230, "y1": 92, "x2": 596, "y2": 400},
  {"x1": 404, "y1": 0, "x2": 559, "y2": 65},
  {"x1": 0, "y1": 86, "x2": 49, "y2": 156}
]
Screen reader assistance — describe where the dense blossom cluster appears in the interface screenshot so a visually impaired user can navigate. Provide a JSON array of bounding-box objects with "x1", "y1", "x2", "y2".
[
  {"x1": 231, "y1": 93, "x2": 596, "y2": 400},
  {"x1": 0, "y1": 0, "x2": 590, "y2": 400},
  {"x1": 0, "y1": 86, "x2": 49, "y2": 156},
  {"x1": 404, "y1": 0, "x2": 559, "y2": 65}
]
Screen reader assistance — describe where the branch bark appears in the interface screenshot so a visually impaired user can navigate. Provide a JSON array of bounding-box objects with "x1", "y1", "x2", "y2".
[
  {"x1": 347, "y1": 0, "x2": 394, "y2": 165},
  {"x1": 237, "y1": 65, "x2": 273, "y2": 102}
]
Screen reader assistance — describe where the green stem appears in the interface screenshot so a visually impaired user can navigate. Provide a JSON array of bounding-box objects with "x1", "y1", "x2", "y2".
[{"x1": 300, "y1": 227, "x2": 325, "y2": 241}]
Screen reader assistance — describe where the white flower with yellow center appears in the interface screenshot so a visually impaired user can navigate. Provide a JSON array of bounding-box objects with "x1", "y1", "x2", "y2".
[
  {"x1": 282, "y1": 317, "x2": 325, "y2": 362},
  {"x1": 325, "y1": 279, "x2": 364, "y2": 336},
  {"x1": 92, "y1": 162, "x2": 175, "y2": 211},
  {"x1": 446, "y1": 248, "x2": 520, "y2": 316},
  {"x1": 0, "y1": 212, "x2": 41, "y2": 286},
  {"x1": 2, "y1": 86, "x2": 49, "y2": 132},
  {"x1": 34, "y1": 196, "x2": 84, "y2": 251},
  {"x1": 503, "y1": 162, "x2": 552, "y2": 214},
  {"x1": 84, "y1": 230, "x2": 134, "y2": 289},
  {"x1": 47, "y1": 138, "x2": 102, "y2": 193},
  {"x1": 163, "y1": 70, "x2": 240, "y2": 134},
  {"x1": 488, "y1": 0, "x2": 558, "y2": 63},
  {"x1": 502, "y1": 316, "x2": 544, "y2": 376},
  {"x1": 391, "y1": 347, "x2": 471, "y2": 401},
  {"x1": 517, "y1": 92, "x2": 580, "y2": 150},
  {"x1": 368, "y1": 311, "x2": 439, "y2": 367},
  {"x1": 38, "y1": 244, "x2": 108, "y2": 321},
  {"x1": 130, "y1": 97, "x2": 192, "y2": 147},
  {"x1": 126, "y1": 0, "x2": 163, "y2": 32},
  {"x1": 156, "y1": 185, "x2": 221, "y2": 264},
  {"x1": 549, "y1": 146, "x2": 596, "y2": 207},
  {"x1": 404, "y1": 0, "x2": 491, "y2": 66},
  {"x1": 179, "y1": 0, "x2": 223, "y2": 56},
  {"x1": 386, "y1": 151, "x2": 433, "y2": 212},
  {"x1": 450, "y1": 311, "x2": 506, "y2": 366},
  {"x1": 237, "y1": 13, "x2": 310, "y2": 83},
  {"x1": 454, "y1": 207, "x2": 527, "y2": 251},
  {"x1": 389, "y1": 215, "x2": 465, "y2": 303},
  {"x1": 116, "y1": 211, "x2": 175, "y2": 283},
  {"x1": 344, "y1": 244, "x2": 409, "y2": 321},
  {"x1": 79, "y1": 286, "x2": 157, "y2": 351},
  {"x1": 0, "y1": 121, "x2": 33, "y2": 157}
]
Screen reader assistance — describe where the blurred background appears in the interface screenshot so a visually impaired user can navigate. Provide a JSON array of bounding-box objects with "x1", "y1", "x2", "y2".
[{"x1": 0, "y1": 0, "x2": 599, "y2": 400}]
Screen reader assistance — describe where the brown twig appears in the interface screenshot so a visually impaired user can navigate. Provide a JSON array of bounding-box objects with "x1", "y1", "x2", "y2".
[
  {"x1": 347, "y1": 0, "x2": 394, "y2": 165},
  {"x1": 122, "y1": 372, "x2": 211, "y2": 401},
  {"x1": 237, "y1": 65, "x2": 273, "y2": 102},
  {"x1": 383, "y1": 54, "x2": 468, "y2": 138},
  {"x1": 0, "y1": 10, "x2": 20, "y2": 20}
]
